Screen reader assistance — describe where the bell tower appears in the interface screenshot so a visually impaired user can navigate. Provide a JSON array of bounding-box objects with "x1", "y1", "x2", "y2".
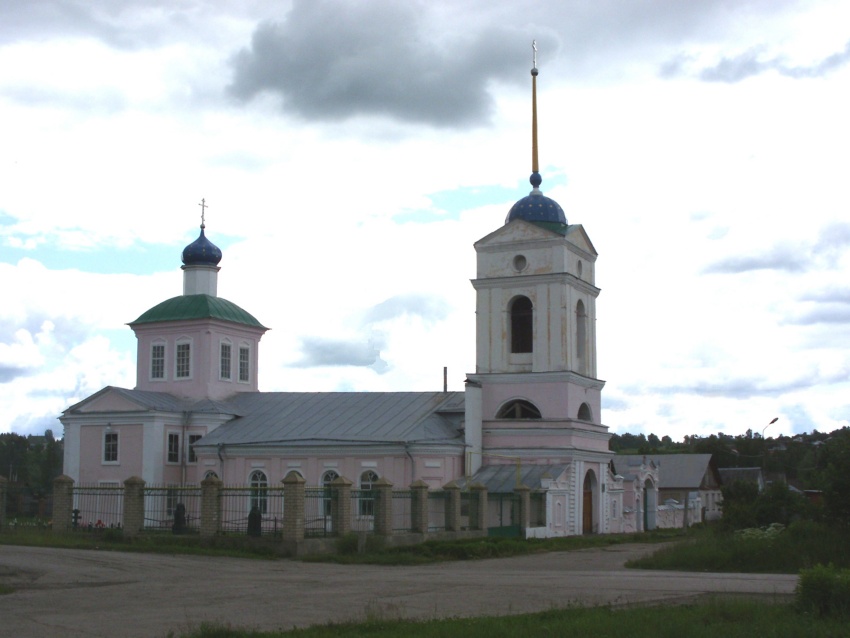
[{"x1": 465, "y1": 43, "x2": 610, "y2": 475}]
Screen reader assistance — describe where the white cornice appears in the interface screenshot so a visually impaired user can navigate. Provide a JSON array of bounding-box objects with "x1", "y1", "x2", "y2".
[
  {"x1": 471, "y1": 272, "x2": 600, "y2": 296},
  {"x1": 466, "y1": 371, "x2": 606, "y2": 389}
]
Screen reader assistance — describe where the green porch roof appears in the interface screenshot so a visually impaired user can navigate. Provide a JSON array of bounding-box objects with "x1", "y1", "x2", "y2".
[{"x1": 130, "y1": 295, "x2": 267, "y2": 329}]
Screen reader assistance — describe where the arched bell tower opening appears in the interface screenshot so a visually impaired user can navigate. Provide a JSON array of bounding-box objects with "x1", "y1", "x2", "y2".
[
  {"x1": 576, "y1": 299, "x2": 587, "y2": 375},
  {"x1": 509, "y1": 295, "x2": 533, "y2": 354}
]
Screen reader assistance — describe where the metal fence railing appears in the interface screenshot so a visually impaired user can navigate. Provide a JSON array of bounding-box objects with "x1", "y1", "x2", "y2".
[
  {"x1": 459, "y1": 491, "x2": 473, "y2": 530},
  {"x1": 72, "y1": 484, "x2": 124, "y2": 529},
  {"x1": 392, "y1": 490, "x2": 412, "y2": 533},
  {"x1": 305, "y1": 487, "x2": 332, "y2": 537},
  {"x1": 428, "y1": 491, "x2": 447, "y2": 532},
  {"x1": 143, "y1": 485, "x2": 202, "y2": 532},
  {"x1": 350, "y1": 489, "x2": 374, "y2": 533},
  {"x1": 530, "y1": 491, "x2": 547, "y2": 527},
  {"x1": 4, "y1": 484, "x2": 52, "y2": 524},
  {"x1": 219, "y1": 486, "x2": 284, "y2": 536}
]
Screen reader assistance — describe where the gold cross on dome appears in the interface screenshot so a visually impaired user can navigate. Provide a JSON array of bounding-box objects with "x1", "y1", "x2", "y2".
[{"x1": 199, "y1": 198, "x2": 208, "y2": 227}]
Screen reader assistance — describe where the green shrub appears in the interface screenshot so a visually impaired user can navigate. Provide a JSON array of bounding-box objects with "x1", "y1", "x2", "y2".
[
  {"x1": 797, "y1": 564, "x2": 850, "y2": 616},
  {"x1": 334, "y1": 532, "x2": 359, "y2": 555}
]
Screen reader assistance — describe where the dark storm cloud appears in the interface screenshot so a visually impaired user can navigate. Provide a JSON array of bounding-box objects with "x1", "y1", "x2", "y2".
[
  {"x1": 363, "y1": 294, "x2": 450, "y2": 325},
  {"x1": 702, "y1": 245, "x2": 807, "y2": 274},
  {"x1": 695, "y1": 40, "x2": 850, "y2": 83},
  {"x1": 227, "y1": 0, "x2": 531, "y2": 127},
  {"x1": 292, "y1": 337, "x2": 388, "y2": 371}
]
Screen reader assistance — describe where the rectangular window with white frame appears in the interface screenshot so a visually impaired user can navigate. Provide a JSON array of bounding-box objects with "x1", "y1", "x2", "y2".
[
  {"x1": 103, "y1": 430, "x2": 119, "y2": 464},
  {"x1": 220, "y1": 342, "x2": 232, "y2": 380},
  {"x1": 176, "y1": 342, "x2": 191, "y2": 378},
  {"x1": 167, "y1": 432, "x2": 180, "y2": 464},
  {"x1": 188, "y1": 434, "x2": 202, "y2": 463},
  {"x1": 238, "y1": 346, "x2": 250, "y2": 382},
  {"x1": 151, "y1": 343, "x2": 165, "y2": 380}
]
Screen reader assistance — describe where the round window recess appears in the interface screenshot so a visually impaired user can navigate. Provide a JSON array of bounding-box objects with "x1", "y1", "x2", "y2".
[
  {"x1": 577, "y1": 260, "x2": 583, "y2": 278},
  {"x1": 513, "y1": 255, "x2": 527, "y2": 272}
]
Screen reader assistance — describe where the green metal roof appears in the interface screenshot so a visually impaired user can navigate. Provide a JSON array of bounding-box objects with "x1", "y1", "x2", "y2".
[{"x1": 130, "y1": 295, "x2": 267, "y2": 329}]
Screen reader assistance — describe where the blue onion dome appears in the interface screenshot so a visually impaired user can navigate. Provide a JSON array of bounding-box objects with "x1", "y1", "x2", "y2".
[
  {"x1": 182, "y1": 226, "x2": 222, "y2": 266},
  {"x1": 505, "y1": 172, "x2": 567, "y2": 226}
]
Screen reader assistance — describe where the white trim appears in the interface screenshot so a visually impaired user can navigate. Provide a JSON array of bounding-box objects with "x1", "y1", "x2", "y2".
[
  {"x1": 102, "y1": 429, "x2": 119, "y2": 465},
  {"x1": 149, "y1": 340, "x2": 167, "y2": 382},
  {"x1": 174, "y1": 336, "x2": 193, "y2": 380}
]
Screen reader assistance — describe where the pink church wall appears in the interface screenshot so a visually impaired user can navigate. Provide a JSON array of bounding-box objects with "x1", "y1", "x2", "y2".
[{"x1": 78, "y1": 424, "x2": 143, "y2": 484}]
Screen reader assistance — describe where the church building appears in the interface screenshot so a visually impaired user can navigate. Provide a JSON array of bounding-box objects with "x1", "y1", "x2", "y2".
[{"x1": 61, "y1": 50, "x2": 653, "y2": 536}]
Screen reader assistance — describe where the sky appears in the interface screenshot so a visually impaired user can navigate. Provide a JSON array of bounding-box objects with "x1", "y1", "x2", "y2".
[{"x1": 1, "y1": 0, "x2": 849, "y2": 442}]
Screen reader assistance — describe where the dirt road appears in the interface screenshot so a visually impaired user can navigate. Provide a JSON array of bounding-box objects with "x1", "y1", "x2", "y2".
[{"x1": 0, "y1": 543, "x2": 797, "y2": 637}]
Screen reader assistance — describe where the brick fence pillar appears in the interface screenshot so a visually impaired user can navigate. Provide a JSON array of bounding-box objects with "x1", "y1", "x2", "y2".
[
  {"x1": 372, "y1": 477, "x2": 394, "y2": 536},
  {"x1": 442, "y1": 481, "x2": 461, "y2": 532},
  {"x1": 52, "y1": 475, "x2": 75, "y2": 533},
  {"x1": 282, "y1": 471, "x2": 305, "y2": 543},
  {"x1": 515, "y1": 484, "x2": 531, "y2": 531},
  {"x1": 330, "y1": 476, "x2": 352, "y2": 536},
  {"x1": 123, "y1": 476, "x2": 145, "y2": 538},
  {"x1": 200, "y1": 476, "x2": 222, "y2": 538},
  {"x1": 410, "y1": 480, "x2": 430, "y2": 534},
  {"x1": 0, "y1": 475, "x2": 7, "y2": 530},
  {"x1": 469, "y1": 483, "x2": 488, "y2": 531}
]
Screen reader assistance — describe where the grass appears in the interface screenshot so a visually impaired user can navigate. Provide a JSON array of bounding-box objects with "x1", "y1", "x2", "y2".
[
  {"x1": 0, "y1": 526, "x2": 683, "y2": 564},
  {"x1": 0, "y1": 584, "x2": 14, "y2": 595},
  {"x1": 0, "y1": 528, "x2": 289, "y2": 560},
  {"x1": 627, "y1": 521, "x2": 850, "y2": 574},
  {"x1": 301, "y1": 528, "x2": 682, "y2": 565},
  {"x1": 171, "y1": 599, "x2": 847, "y2": 637}
]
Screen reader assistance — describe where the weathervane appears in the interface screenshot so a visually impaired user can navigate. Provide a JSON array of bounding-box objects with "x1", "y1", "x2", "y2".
[{"x1": 198, "y1": 198, "x2": 207, "y2": 228}]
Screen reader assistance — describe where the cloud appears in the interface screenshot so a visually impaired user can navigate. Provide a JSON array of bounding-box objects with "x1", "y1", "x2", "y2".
[
  {"x1": 702, "y1": 244, "x2": 808, "y2": 274},
  {"x1": 787, "y1": 305, "x2": 850, "y2": 326},
  {"x1": 652, "y1": 367, "x2": 849, "y2": 400},
  {"x1": 292, "y1": 337, "x2": 388, "y2": 372},
  {"x1": 227, "y1": 0, "x2": 528, "y2": 127},
  {"x1": 363, "y1": 294, "x2": 449, "y2": 325},
  {"x1": 0, "y1": 364, "x2": 30, "y2": 384},
  {"x1": 694, "y1": 40, "x2": 850, "y2": 83}
]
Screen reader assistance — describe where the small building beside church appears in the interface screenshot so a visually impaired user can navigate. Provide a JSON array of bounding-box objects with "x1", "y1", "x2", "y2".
[{"x1": 61, "y1": 57, "x2": 650, "y2": 538}]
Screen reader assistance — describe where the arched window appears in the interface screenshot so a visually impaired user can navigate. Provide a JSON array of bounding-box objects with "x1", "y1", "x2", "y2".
[
  {"x1": 577, "y1": 403, "x2": 592, "y2": 422},
  {"x1": 496, "y1": 399, "x2": 542, "y2": 419},
  {"x1": 322, "y1": 470, "x2": 339, "y2": 516},
  {"x1": 359, "y1": 470, "x2": 379, "y2": 516},
  {"x1": 509, "y1": 296, "x2": 533, "y2": 353},
  {"x1": 203, "y1": 470, "x2": 219, "y2": 480},
  {"x1": 249, "y1": 470, "x2": 268, "y2": 515},
  {"x1": 576, "y1": 300, "x2": 587, "y2": 372}
]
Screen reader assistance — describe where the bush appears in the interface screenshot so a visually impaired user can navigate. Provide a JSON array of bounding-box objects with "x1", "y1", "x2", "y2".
[{"x1": 797, "y1": 564, "x2": 850, "y2": 616}]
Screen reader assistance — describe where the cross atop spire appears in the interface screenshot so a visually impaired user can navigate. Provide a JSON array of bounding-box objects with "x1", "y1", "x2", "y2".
[
  {"x1": 530, "y1": 40, "x2": 540, "y2": 186},
  {"x1": 198, "y1": 198, "x2": 208, "y2": 229}
]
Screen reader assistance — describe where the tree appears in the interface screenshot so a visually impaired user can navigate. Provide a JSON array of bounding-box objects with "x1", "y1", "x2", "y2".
[{"x1": 820, "y1": 428, "x2": 850, "y2": 526}]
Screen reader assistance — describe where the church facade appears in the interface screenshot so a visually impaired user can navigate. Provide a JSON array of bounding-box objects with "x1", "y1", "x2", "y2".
[{"x1": 61, "y1": 60, "x2": 655, "y2": 537}]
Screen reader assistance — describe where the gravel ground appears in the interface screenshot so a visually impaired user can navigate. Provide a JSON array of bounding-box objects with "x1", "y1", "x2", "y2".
[{"x1": 0, "y1": 543, "x2": 798, "y2": 637}]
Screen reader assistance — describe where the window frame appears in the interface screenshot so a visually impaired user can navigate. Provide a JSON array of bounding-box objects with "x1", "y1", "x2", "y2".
[
  {"x1": 150, "y1": 341, "x2": 166, "y2": 380},
  {"x1": 249, "y1": 470, "x2": 268, "y2": 515},
  {"x1": 238, "y1": 345, "x2": 250, "y2": 383},
  {"x1": 220, "y1": 341, "x2": 232, "y2": 381},
  {"x1": 175, "y1": 339, "x2": 192, "y2": 379},
  {"x1": 358, "y1": 470, "x2": 379, "y2": 517},
  {"x1": 102, "y1": 430, "x2": 119, "y2": 464},
  {"x1": 166, "y1": 431, "x2": 181, "y2": 464},
  {"x1": 187, "y1": 434, "x2": 202, "y2": 463}
]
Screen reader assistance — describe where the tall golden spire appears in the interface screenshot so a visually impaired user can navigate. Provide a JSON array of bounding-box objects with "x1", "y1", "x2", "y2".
[{"x1": 531, "y1": 40, "x2": 539, "y2": 177}]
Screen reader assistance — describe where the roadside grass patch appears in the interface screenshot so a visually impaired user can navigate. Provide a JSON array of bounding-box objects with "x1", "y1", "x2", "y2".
[
  {"x1": 0, "y1": 584, "x2": 14, "y2": 595},
  {"x1": 173, "y1": 599, "x2": 846, "y2": 637},
  {"x1": 627, "y1": 521, "x2": 850, "y2": 573},
  {"x1": 302, "y1": 529, "x2": 681, "y2": 565}
]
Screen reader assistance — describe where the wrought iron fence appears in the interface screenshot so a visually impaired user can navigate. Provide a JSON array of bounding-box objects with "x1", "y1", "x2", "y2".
[
  {"x1": 350, "y1": 488, "x2": 374, "y2": 533},
  {"x1": 219, "y1": 485, "x2": 284, "y2": 536},
  {"x1": 427, "y1": 490, "x2": 447, "y2": 532},
  {"x1": 143, "y1": 485, "x2": 202, "y2": 532},
  {"x1": 459, "y1": 490, "x2": 473, "y2": 530},
  {"x1": 304, "y1": 487, "x2": 332, "y2": 537},
  {"x1": 4, "y1": 484, "x2": 52, "y2": 525},
  {"x1": 72, "y1": 483, "x2": 124, "y2": 529},
  {"x1": 392, "y1": 490, "x2": 412, "y2": 533}
]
